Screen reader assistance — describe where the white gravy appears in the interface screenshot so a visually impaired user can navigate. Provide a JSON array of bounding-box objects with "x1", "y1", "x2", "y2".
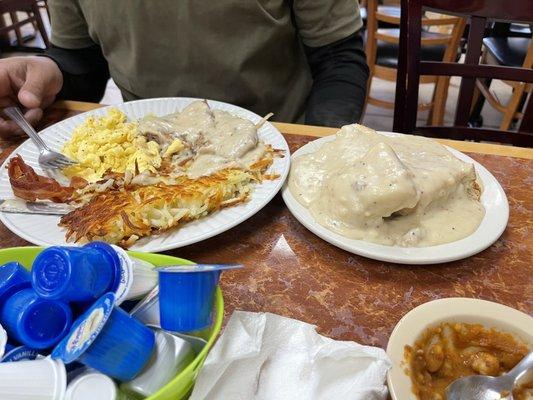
[
  {"x1": 289, "y1": 125, "x2": 485, "y2": 247},
  {"x1": 138, "y1": 101, "x2": 267, "y2": 178}
]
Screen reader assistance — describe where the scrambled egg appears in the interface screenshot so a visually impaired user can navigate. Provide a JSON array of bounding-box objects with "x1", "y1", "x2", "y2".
[{"x1": 62, "y1": 108, "x2": 161, "y2": 182}]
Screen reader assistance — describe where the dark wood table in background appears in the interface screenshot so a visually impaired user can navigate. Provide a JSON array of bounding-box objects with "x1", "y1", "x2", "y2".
[{"x1": 0, "y1": 101, "x2": 531, "y2": 349}]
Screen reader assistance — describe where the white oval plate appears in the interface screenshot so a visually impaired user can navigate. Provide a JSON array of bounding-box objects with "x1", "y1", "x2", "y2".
[
  {"x1": 386, "y1": 298, "x2": 533, "y2": 400},
  {"x1": 281, "y1": 132, "x2": 508, "y2": 264},
  {"x1": 0, "y1": 97, "x2": 290, "y2": 252}
]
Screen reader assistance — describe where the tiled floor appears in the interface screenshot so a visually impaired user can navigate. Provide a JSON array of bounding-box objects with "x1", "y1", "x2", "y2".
[{"x1": 2, "y1": 11, "x2": 516, "y2": 132}]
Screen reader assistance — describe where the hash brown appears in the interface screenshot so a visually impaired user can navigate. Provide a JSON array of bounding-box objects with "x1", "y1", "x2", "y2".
[{"x1": 60, "y1": 169, "x2": 257, "y2": 247}]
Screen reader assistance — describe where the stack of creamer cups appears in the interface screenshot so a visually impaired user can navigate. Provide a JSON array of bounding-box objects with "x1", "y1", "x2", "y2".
[{"x1": 0, "y1": 241, "x2": 241, "y2": 400}]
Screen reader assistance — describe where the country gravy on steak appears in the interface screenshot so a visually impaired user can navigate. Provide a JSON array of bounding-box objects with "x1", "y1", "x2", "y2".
[{"x1": 288, "y1": 125, "x2": 485, "y2": 247}]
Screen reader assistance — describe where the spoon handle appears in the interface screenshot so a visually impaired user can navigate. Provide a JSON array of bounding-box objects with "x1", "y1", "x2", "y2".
[{"x1": 506, "y1": 352, "x2": 533, "y2": 382}]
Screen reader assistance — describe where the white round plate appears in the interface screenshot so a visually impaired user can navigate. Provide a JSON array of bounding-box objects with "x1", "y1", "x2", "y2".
[
  {"x1": 0, "y1": 97, "x2": 290, "y2": 252},
  {"x1": 386, "y1": 298, "x2": 533, "y2": 400},
  {"x1": 282, "y1": 132, "x2": 508, "y2": 264}
]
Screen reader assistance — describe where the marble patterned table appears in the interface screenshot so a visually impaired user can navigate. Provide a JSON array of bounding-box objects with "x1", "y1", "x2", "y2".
[{"x1": 0, "y1": 101, "x2": 531, "y2": 350}]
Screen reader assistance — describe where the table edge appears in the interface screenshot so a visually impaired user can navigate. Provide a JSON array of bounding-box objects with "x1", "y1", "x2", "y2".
[{"x1": 50, "y1": 101, "x2": 533, "y2": 160}]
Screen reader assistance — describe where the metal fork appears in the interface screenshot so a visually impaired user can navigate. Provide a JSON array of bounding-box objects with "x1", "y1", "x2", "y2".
[{"x1": 4, "y1": 106, "x2": 78, "y2": 169}]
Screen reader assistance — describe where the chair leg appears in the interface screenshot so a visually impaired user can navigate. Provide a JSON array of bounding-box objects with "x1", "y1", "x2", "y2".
[
  {"x1": 500, "y1": 84, "x2": 526, "y2": 131},
  {"x1": 429, "y1": 76, "x2": 450, "y2": 125},
  {"x1": 469, "y1": 49, "x2": 492, "y2": 127},
  {"x1": 469, "y1": 79, "x2": 490, "y2": 127}
]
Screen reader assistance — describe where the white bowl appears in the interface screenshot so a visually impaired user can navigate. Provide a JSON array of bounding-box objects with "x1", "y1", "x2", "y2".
[{"x1": 386, "y1": 298, "x2": 533, "y2": 400}]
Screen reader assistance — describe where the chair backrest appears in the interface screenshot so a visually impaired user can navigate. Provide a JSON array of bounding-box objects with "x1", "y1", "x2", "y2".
[
  {"x1": 393, "y1": 0, "x2": 533, "y2": 147},
  {"x1": 365, "y1": 0, "x2": 465, "y2": 115},
  {"x1": 366, "y1": 0, "x2": 463, "y2": 57},
  {"x1": 0, "y1": 0, "x2": 49, "y2": 49}
]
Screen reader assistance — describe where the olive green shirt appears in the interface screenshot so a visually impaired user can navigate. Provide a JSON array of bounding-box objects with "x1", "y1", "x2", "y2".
[{"x1": 49, "y1": 0, "x2": 362, "y2": 122}]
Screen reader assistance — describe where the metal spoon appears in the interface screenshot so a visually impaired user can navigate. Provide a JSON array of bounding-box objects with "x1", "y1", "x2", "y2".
[{"x1": 446, "y1": 352, "x2": 533, "y2": 400}]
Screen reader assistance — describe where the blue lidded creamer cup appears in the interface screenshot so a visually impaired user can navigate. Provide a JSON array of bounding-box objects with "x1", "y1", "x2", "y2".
[
  {"x1": 0, "y1": 288, "x2": 72, "y2": 349},
  {"x1": 158, "y1": 264, "x2": 242, "y2": 333},
  {"x1": 2, "y1": 342, "x2": 40, "y2": 362},
  {"x1": 31, "y1": 242, "x2": 125, "y2": 304},
  {"x1": 0, "y1": 262, "x2": 31, "y2": 306},
  {"x1": 52, "y1": 292, "x2": 155, "y2": 381},
  {"x1": 121, "y1": 327, "x2": 195, "y2": 397}
]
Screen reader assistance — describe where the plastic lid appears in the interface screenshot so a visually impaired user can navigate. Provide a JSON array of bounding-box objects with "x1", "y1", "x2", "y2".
[
  {"x1": 0, "y1": 262, "x2": 31, "y2": 305},
  {"x1": 52, "y1": 293, "x2": 115, "y2": 364},
  {"x1": 1, "y1": 344, "x2": 39, "y2": 362},
  {"x1": 19, "y1": 296, "x2": 73, "y2": 349},
  {"x1": 83, "y1": 242, "x2": 122, "y2": 292},
  {"x1": 31, "y1": 248, "x2": 71, "y2": 298},
  {"x1": 109, "y1": 245, "x2": 134, "y2": 305},
  {"x1": 158, "y1": 264, "x2": 244, "y2": 273},
  {"x1": 65, "y1": 371, "x2": 117, "y2": 400}
]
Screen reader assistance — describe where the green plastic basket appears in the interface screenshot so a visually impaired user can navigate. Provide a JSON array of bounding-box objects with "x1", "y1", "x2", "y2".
[{"x1": 0, "y1": 246, "x2": 224, "y2": 400}]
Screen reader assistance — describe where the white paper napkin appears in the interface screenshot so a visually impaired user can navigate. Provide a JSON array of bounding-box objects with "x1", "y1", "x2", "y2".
[{"x1": 189, "y1": 311, "x2": 391, "y2": 400}]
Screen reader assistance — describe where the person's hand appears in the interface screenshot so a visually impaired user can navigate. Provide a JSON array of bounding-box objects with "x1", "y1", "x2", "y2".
[{"x1": 0, "y1": 56, "x2": 63, "y2": 138}]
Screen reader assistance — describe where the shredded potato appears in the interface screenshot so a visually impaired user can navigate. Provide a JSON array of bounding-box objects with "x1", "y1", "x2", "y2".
[{"x1": 60, "y1": 168, "x2": 254, "y2": 247}]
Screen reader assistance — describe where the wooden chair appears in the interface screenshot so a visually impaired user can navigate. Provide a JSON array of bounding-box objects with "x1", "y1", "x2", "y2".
[
  {"x1": 0, "y1": 0, "x2": 49, "y2": 50},
  {"x1": 469, "y1": 23, "x2": 532, "y2": 128},
  {"x1": 474, "y1": 31, "x2": 532, "y2": 130},
  {"x1": 364, "y1": 0, "x2": 466, "y2": 125},
  {"x1": 393, "y1": 0, "x2": 533, "y2": 147}
]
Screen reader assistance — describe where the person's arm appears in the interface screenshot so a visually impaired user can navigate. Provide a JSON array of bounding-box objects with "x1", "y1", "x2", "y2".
[
  {"x1": 292, "y1": 0, "x2": 369, "y2": 127},
  {"x1": 43, "y1": 0, "x2": 109, "y2": 102},
  {"x1": 42, "y1": 45, "x2": 110, "y2": 102},
  {"x1": 0, "y1": 0, "x2": 108, "y2": 137},
  {"x1": 304, "y1": 32, "x2": 368, "y2": 127}
]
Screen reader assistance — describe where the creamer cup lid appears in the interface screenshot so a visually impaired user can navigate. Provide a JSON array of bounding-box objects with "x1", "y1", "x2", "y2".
[
  {"x1": 65, "y1": 371, "x2": 117, "y2": 400},
  {"x1": 83, "y1": 242, "x2": 133, "y2": 306},
  {"x1": 52, "y1": 293, "x2": 115, "y2": 364},
  {"x1": 158, "y1": 264, "x2": 243, "y2": 273},
  {"x1": 1, "y1": 344, "x2": 39, "y2": 362},
  {"x1": 109, "y1": 245, "x2": 134, "y2": 305}
]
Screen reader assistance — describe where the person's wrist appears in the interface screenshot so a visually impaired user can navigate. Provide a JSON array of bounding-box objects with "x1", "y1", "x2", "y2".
[{"x1": 34, "y1": 56, "x2": 64, "y2": 89}]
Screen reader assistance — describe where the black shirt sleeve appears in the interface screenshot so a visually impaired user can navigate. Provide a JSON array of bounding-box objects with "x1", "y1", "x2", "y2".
[
  {"x1": 304, "y1": 32, "x2": 369, "y2": 127},
  {"x1": 41, "y1": 44, "x2": 110, "y2": 103}
]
